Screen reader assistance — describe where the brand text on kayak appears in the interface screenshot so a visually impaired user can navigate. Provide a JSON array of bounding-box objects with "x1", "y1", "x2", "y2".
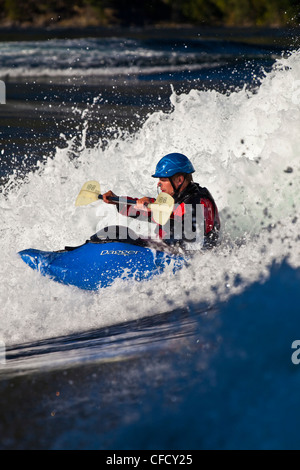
[{"x1": 100, "y1": 250, "x2": 139, "y2": 256}]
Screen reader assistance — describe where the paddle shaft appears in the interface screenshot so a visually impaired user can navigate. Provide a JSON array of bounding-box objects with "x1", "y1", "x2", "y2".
[
  {"x1": 75, "y1": 181, "x2": 175, "y2": 224},
  {"x1": 98, "y1": 194, "x2": 174, "y2": 216},
  {"x1": 98, "y1": 194, "x2": 138, "y2": 205},
  {"x1": 98, "y1": 194, "x2": 172, "y2": 214}
]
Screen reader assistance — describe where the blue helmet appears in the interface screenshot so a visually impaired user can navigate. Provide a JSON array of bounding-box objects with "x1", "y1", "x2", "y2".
[{"x1": 152, "y1": 153, "x2": 195, "y2": 178}]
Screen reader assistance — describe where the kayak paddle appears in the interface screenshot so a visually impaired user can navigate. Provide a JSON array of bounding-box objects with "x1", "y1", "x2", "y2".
[{"x1": 75, "y1": 180, "x2": 174, "y2": 225}]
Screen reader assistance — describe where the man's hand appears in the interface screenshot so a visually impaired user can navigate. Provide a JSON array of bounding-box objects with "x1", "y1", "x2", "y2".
[
  {"x1": 102, "y1": 190, "x2": 118, "y2": 205},
  {"x1": 134, "y1": 197, "x2": 152, "y2": 212}
]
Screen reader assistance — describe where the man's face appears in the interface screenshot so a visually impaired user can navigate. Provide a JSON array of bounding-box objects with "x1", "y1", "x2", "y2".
[
  {"x1": 157, "y1": 175, "x2": 184, "y2": 196},
  {"x1": 157, "y1": 177, "x2": 174, "y2": 195}
]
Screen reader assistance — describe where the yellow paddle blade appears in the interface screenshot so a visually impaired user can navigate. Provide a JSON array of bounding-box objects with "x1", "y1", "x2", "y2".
[
  {"x1": 149, "y1": 192, "x2": 174, "y2": 226},
  {"x1": 75, "y1": 181, "x2": 101, "y2": 207}
]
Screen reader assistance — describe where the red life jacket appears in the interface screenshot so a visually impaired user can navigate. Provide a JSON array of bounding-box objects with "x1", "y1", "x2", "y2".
[
  {"x1": 157, "y1": 182, "x2": 220, "y2": 247},
  {"x1": 117, "y1": 182, "x2": 220, "y2": 248}
]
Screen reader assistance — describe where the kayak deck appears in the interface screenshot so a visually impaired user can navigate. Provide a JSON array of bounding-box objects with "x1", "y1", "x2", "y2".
[{"x1": 18, "y1": 238, "x2": 186, "y2": 290}]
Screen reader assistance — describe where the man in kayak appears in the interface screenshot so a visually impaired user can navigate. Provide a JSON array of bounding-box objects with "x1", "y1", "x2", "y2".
[{"x1": 102, "y1": 153, "x2": 220, "y2": 249}]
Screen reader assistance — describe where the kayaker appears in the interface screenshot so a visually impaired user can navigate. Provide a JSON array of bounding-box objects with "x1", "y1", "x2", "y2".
[{"x1": 102, "y1": 153, "x2": 221, "y2": 249}]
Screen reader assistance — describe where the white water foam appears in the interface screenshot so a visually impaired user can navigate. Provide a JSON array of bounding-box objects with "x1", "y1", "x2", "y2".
[{"x1": 0, "y1": 49, "x2": 299, "y2": 346}]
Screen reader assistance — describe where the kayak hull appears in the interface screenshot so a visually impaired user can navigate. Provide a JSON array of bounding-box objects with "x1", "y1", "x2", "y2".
[{"x1": 18, "y1": 240, "x2": 186, "y2": 291}]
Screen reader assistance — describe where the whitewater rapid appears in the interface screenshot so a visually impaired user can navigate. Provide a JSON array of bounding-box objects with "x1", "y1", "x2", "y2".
[{"x1": 0, "y1": 49, "x2": 299, "y2": 346}]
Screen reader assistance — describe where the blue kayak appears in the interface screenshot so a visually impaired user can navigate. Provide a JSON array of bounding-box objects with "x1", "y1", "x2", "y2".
[{"x1": 18, "y1": 228, "x2": 186, "y2": 291}]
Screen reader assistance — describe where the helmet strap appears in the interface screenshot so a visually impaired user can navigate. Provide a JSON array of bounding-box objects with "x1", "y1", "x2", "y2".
[{"x1": 169, "y1": 174, "x2": 185, "y2": 198}]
